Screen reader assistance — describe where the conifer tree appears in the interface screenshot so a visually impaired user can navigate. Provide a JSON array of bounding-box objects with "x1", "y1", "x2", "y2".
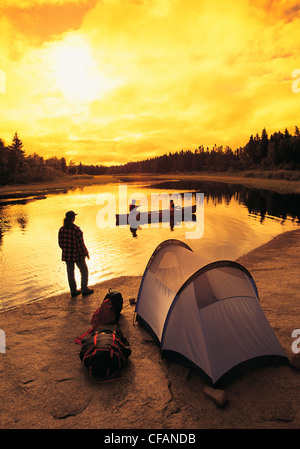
[{"x1": 11, "y1": 132, "x2": 25, "y2": 156}]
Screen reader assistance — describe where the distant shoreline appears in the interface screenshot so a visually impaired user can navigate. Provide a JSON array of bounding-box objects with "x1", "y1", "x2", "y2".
[
  {"x1": 120, "y1": 172, "x2": 300, "y2": 195},
  {"x1": 0, "y1": 175, "x2": 120, "y2": 200},
  {"x1": 0, "y1": 171, "x2": 300, "y2": 200}
]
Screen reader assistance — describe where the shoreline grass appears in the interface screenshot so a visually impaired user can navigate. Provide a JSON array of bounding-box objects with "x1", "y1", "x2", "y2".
[
  {"x1": 0, "y1": 170, "x2": 300, "y2": 199},
  {"x1": 118, "y1": 170, "x2": 300, "y2": 195}
]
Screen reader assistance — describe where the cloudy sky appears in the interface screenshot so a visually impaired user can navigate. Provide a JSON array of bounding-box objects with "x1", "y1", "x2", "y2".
[{"x1": 0, "y1": 0, "x2": 299, "y2": 165}]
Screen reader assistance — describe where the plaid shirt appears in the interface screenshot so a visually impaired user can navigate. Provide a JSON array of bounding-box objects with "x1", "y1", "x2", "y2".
[{"x1": 58, "y1": 224, "x2": 89, "y2": 261}]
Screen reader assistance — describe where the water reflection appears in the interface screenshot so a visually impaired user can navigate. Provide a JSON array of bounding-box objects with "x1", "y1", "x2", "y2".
[
  {"x1": 0, "y1": 206, "x2": 30, "y2": 241},
  {"x1": 17, "y1": 214, "x2": 28, "y2": 232},
  {"x1": 0, "y1": 214, "x2": 11, "y2": 244},
  {"x1": 129, "y1": 213, "x2": 187, "y2": 237},
  {"x1": 0, "y1": 180, "x2": 299, "y2": 311},
  {"x1": 148, "y1": 180, "x2": 300, "y2": 223},
  {"x1": 130, "y1": 226, "x2": 139, "y2": 238}
]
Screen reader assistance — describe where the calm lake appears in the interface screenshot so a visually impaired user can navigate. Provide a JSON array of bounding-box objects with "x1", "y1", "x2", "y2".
[{"x1": 0, "y1": 179, "x2": 299, "y2": 311}]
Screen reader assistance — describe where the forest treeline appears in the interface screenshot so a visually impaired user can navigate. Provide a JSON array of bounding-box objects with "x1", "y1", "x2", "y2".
[
  {"x1": 77, "y1": 126, "x2": 300, "y2": 176},
  {"x1": 1, "y1": 126, "x2": 300, "y2": 186},
  {"x1": 0, "y1": 132, "x2": 69, "y2": 185}
]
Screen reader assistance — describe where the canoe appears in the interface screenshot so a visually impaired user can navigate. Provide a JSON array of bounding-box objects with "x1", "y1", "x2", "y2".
[{"x1": 115, "y1": 205, "x2": 196, "y2": 226}]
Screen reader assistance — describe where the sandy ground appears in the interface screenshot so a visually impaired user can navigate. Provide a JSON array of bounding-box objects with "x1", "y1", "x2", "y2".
[{"x1": 0, "y1": 230, "x2": 299, "y2": 430}]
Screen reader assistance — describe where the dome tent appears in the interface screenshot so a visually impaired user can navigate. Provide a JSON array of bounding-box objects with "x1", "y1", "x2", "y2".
[{"x1": 135, "y1": 239, "x2": 288, "y2": 387}]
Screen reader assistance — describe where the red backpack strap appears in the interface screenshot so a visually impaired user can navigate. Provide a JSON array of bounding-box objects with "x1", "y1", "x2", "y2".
[
  {"x1": 82, "y1": 333, "x2": 98, "y2": 365},
  {"x1": 110, "y1": 331, "x2": 116, "y2": 359},
  {"x1": 74, "y1": 327, "x2": 93, "y2": 345}
]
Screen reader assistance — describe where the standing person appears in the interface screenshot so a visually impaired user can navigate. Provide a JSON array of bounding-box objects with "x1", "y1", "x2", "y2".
[
  {"x1": 129, "y1": 199, "x2": 140, "y2": 237},
  {"x1": 169, "y1": 199, "x2": 175, "y2": 231},
  {"x1": 58, "y1": 211, "x2": 94, "y2": 298}
]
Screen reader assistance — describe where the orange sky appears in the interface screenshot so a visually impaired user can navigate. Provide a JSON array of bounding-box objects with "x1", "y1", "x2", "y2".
[{"x1": 0, "y1": 0, "x2": 300, "y2": 165}]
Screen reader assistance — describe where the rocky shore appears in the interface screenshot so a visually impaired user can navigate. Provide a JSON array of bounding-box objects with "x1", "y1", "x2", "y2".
[{"x1": 0, "y1": 230, "x2": 299, "y2": 429}]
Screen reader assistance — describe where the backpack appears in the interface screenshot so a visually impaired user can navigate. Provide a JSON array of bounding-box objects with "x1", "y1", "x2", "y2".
[
  {"x1": 91, "y1": 289, "x2": 123, "y2": 327},
  {"x1": 79, "y1": 325, "x2": 131, "y2": 381}
]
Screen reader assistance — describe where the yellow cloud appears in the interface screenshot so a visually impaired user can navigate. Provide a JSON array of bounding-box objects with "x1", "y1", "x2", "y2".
[{"x1": 0, "y1": 0, "x2": 300, "y2": 164}]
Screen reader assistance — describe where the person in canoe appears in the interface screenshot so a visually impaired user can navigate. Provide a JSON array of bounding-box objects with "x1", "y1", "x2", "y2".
[{"x1": 129, "y1": 199, "x2": 139, "y2": 212}]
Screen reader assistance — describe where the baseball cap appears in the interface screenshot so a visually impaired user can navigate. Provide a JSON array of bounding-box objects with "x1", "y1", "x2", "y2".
[{"x1": 65, "y1": 211, "x2": 77, "y2": 219}]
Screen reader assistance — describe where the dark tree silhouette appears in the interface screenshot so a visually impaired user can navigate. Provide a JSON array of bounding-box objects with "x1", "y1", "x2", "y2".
[{"x1": 1, "y1": 126, "x2": 300, "y2": 186}]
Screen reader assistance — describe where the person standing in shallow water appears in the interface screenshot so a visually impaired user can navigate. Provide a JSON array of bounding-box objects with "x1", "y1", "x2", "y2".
[{"x1": 58, "y1": 211, "x2": 94, "y2": 298}]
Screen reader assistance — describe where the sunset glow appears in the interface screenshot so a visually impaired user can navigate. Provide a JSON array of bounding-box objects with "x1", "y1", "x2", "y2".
[
  {"x1": 0, "y1": 0, "x2": 300, "y2": 165},
  {"x1": 54, "y1": 37, "x2": 99, "y2": 103},
  {"x1": 52, "y1": 33, "x2": 121, "y2": 103}
]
